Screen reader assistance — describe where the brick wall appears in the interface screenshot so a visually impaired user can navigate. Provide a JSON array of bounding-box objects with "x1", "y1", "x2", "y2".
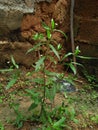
[{"x1": 74, "y1": 0, "x2": 98, "y2": 79}]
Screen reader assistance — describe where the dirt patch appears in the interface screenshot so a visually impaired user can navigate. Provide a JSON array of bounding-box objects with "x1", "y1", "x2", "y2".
[{"x1": 0, "y1": 69, "x2": 98, "y2": 130}]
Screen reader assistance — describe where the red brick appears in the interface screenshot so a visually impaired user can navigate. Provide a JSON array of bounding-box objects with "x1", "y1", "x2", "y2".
[
  {"x1": 75, "y1": 20, "x2": 98, "y2": 44},
  {"x1": 75, "y1": 0, "x2": 98, "y2": 18},
  {"x1": 75, "y1": 42, "x2": 98, "y2": 57}
]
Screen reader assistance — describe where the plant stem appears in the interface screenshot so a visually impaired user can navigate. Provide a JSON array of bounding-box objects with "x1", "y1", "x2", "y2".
[
  {"x1": 43, "y1": 62, "x2": 46, "y2": 104},
  {"x1": 40, "y1": 52, "x2": 46, "y2": 116}
]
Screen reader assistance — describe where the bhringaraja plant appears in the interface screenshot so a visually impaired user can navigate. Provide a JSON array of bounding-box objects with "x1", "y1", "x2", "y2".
[{"x1": 25, "y1": 19, "x2": 78, "y2": 129}]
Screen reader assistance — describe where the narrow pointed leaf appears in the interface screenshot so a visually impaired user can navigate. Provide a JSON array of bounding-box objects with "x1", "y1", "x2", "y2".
[
  {"x1": 26, "y1": 42, "x2": 45, "y2": 54},
  {"x1": 46, "y1": 86, "x2": 56, "y2": 102},
  {"x1": 69, "y1": 63, "x2": 76, "y2": 75},
  {"x1": 11, "y1": 55, "x2": 19, "y2": 69},
  {"x1": 6, "y1": 74, "x2": 18, "y2": 90},
  {"x1": 33, "y1": 33, "x2": 39, "y2": 40},
  {"x1": 51, "y1": 18, "x2": 55, "y2": 30},
  {"x1": 32, "y1": 78, "x2": 44, "y2": 84},
  {"x1": 45, "y1": 70, "x2": 58, "y2": 76},
  {"x1": 71, "y1": 62, "x2": 84, "y2": 68},
  {"x1": 42, "y1": 22, "x2": 51, "y2": 30},
  {"x1": 0, "y1": 69, "x2": 13, "y2": 72},
  {"x1": 77, "y1": 55, "x2": 97, "y2": 59},
  {"x1": 57, "y1": 44, "x2": 62, "y2": 50},
  {"x1": 49, "y1": 44, "x2": 60, "y2": 60},
  {"x1": 35, "y1": 56, "x2": 46, "y2": 71},
  {"x1": 47, "y1": 30, "x2": 51, "y2": 39},
  {"x1": 62, "y1": 52, "x2": 73, "y2": 60},
  {"x1": 28, "y1": 103, "x2": 38, "y2": 111},
  {"x1": 32, "y1": 33, "x2": 44, "y2": 40},
  {"x1": 54, "y1": 29, "x2": 67, "y2": 39},
  {"x1": 53, "y1": 117, "x2": 66, "y2": 128}
]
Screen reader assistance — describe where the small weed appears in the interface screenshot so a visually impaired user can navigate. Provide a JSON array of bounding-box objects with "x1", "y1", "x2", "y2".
[
  {"x1": 9, "y1": 102, "x2": 27, "y2": 128},
  {"x1": 25, "y1": 19, "x2": 78, "y2": 129},
  {"x1": 0, "y1": 121, "x2": 4, "y2": 130},
  {"x1": 90, "y1": 115, "x2": 98, "y2": 124}
]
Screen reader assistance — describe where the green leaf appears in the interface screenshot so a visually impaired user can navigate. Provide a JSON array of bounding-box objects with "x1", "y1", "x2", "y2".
[
  {"x1": 32, "y1": 78, "x2": 44, "y2": 84},
  {"x1": 71, "y1": 62, "x2": 84, "y2": 68},
  {"x1": 0, "y1": 99, "x2": 3, "y2": 103},
  {"x1": 77, "y1": 55, "x2": 95, "y2": 59},
  {"x1": 51, "y1": 19, "x2": 55, "y2": 30},
  {"x1": 33, "y1": 33, "x2": 39, "y2": 40},
  {"x1": 6, "y1": 78, "x2": 17, "y2": 90},
  {"x1": 12, "y1": 103, "x2": 20, "y2": 114},
  {"x1": 26, "y1": 42, "x2": 45, "y2": 54},
  {"x1": 32, "y1": 33, "x2": 44, "y2": 40},
  {"x1": 46, "y1": 85, "x2": 56, "y2": 102},
  {"x1": 91, "y1": 115, "x2": 98, "y2": 123},
  {"x1": 54, "y1": 29, "x2": 67, "y2": 39},
  {"x1": 11, "y1": 55, "x2": 19, "y2": 69},
  {"x1": 74, "y1": 46, "x2": 81, "y2": 56},
  {"x1": 38, "y1": 34, "x2": 44, "y2": 40},
  {"x1": 45, "y1": 70, "x2": 58, "y2": 76},
  {"x1": 70, "y1": 108, "x2": 76, "y2": 120},
  {"x1": 49, "y1": 44, "x2": 60, "y2": 60},
  {"x1": 69, "y1": 63, "x2": 76, "y2": 75},
  {"x1": 45, "y1": 127, "x2": 52, "y2": 130},
  {"x1": 17, "y1": 121, "x2": 23, "y2": 129},
  {"x1": 47, "y1": 55, "x2": 57, "y2": 64},
  {"x1": 47, "y1": 30, "x2": 51, "y2": 39},
  {"x1": 0, "y1": 69, "x2": 13, "y2": 72},
  {"x1": 28, "y1": 103, "x2": 38, "y2": 111},
  {"x1": 57, "y1": 44, "x2": 62, "y2": 50},
  {"x1": 25, "y1": 89, "x2": 39, "y2": 97},
  {"x1": 0, "y1": 121, "x2": 4, "y2": 130},
  {"x1": 62, "y1": 52, "x2": 73, "y2": 60},
  {"x1": 53, "y1": 117, "x2": 66, "y2": 128},
  {"x1": 6, "y1": 74, "x2": 18, "y2": 90},
  {"x1": 73, "y1": 118, "x2": 79, "y2": 124},
  {"x1": 35, "y1": 56, "x2": 46, "y2": 71},
  {"x1": 42, "y1": 22, "x2": 51, "y2": 30}
]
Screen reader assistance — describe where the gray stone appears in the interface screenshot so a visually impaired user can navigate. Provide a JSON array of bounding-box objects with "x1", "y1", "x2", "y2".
[
  {"x1": 55, "y1": 77, "x2": 77, "y2": 93},
  {"x1": 0, "y1": 0, "x2": 52, "y2": 35}
]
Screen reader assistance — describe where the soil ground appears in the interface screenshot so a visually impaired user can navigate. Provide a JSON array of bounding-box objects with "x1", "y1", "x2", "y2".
[{"x1": 0, "y1": 68, "x2": 98, "y2": 130}]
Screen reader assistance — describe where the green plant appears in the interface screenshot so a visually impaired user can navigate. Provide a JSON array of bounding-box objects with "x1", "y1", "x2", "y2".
[
  {"x1": 83, "y1": 70, "x2": 98, "y2": 89},
  {"x1": 25, "y1": 19, "x2": 78, "y2": 129},
  {"x1": 27, "y1": 18, "x2": 65, "y2": 113},
  {"x1": 0, "y1": 56, "x2": 20, "y2": 90},
  {"x1": 0, "y1": 121, "x2": 4, "y2": 130},
  {"x1": 0, "y1": 55, "x2": 19, "y2": 73},
  {"x1": 9, "y1": 102, "x2": 27, "y2": 128},
  {"x1": 62, "y1": 46, "x2": 83, "y2": 75},
  {"x1": 5, "y1": 56, "x2": 20, "y2": 90},
  {"x1": 90, "y1": 115, "x2": 98, "y2": 124},
  {"x1": 0, "y1": 84, "x2": 5, "y2": 103}
]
